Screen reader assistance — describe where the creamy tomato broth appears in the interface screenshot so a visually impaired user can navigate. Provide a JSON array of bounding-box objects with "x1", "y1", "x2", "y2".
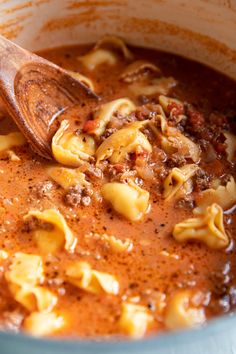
[{"x1": 0, "y1": 37, "x2": 236, "y2": 338}]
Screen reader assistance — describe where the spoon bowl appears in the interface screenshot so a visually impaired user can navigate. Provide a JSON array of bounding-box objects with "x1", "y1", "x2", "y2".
[{"x1": 0, "y1": 35, "x2": 99, "y2": 159}]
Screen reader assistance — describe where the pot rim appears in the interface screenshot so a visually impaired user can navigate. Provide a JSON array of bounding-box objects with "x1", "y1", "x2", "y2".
[{"x1": 0, "y1": 309, "x2": 235, "y2": 352}]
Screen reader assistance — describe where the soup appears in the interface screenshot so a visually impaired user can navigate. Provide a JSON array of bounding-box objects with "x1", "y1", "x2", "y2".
[{"x1": 0, "y1": 36, "x2": 236, "y2": 338}]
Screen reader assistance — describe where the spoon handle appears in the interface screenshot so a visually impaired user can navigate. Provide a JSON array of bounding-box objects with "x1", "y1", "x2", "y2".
[
  {"x1": 0, "y1": 35, "x2": 37, "y2": 90},
  {"x1": 0, "y1": 35, "x2": 37, "y2": 125}
]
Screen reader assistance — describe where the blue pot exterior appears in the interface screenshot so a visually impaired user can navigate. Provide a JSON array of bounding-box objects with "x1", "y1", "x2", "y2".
[{"x1": 0, "y1": 313, "x2": 235, "y2": 354}]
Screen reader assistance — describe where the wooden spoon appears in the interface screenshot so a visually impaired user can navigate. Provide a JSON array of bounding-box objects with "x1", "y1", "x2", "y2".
[{"x1": 0, "y1": 35, "x2": 99, "y2": 159}]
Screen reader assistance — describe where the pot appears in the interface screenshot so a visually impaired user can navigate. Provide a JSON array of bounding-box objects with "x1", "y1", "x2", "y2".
[{"x1": 0, "y1": 1, "x2": 236, "y2": 353}]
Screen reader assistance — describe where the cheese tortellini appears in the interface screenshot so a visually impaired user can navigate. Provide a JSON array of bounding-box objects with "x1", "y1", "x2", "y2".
[
  {"x1": 129, "y1": 77, "x2": 177, "y2": 97},
  {"x1": 67, "y1": 70, "x2": 94, "y2": 90},
  {"x1": 96, "y1": 121, "x2": 152, "y2": 164},
  {"x1": 173, "y1": 203, "x2": 229, "y2": 249},
  {"x1": 0, "y1": 132, "x2": 26, "y2": 158},
  {"x1": 24, "y1": 209, "x2": 77, "y2": 253},
  {"x1": 5, "y1": 253, "x2": 57, "y2": 312},
  {"x1": 0, "y1": 250, "x2": 8, "y2": 261},
  {"x1": 94, "y1": 35, "x2": 133, "y2": 60},
  {"x1": 164, "y1": 290, "x2": 206, "y2": 330},
  {"x1": 159, "y1": 95, "x2": 186, "y2": 122},
  {"x1": 163, "y1": 164, "x2": 199, "y2": 200},
  {"x1": 89, "y1": 98, "x2": 136, "y2": 137},
  {"x1": 78, "y1": 49, "x2": 117, "y2": 71},
  {"x1": 24, "y1": 311, "x2": 65, "y2": 337},
  {"x1": 120, "y1": 60, "x2": 160, "y2": 83},
  {"x1": 149, "y1": 109, "x2": 200, "y2": 162},
  {"x1": 47, "y1": 166, "x2": 90, "y2": 190},
  {"x1": 196, "y1": 176, "x2": 236, "y2": 211},
  {"x1": 162, "y1": 131, "x2": 200, "y2": 163},
  {"x1": 102, "y1": 234, "x2": 133, "y2": 253},
  {"x1": 52, "y1": 120, "x2": 96, "y2": 167},
  {"x1": 78, "y1": 35, "x2": 133, "y2": 70},
  {"x1": 101, "y1": 181, "x2": 149, "y2": 221},
  {"x1": 159, "y1": 95, "x2": 183, "y2": 113},
  {"x1": 119, "y1": 302, "x2": 153, "y2": 338},
  {"x1": 66, "y1": 261, "x2": 119, "y2": 295}
]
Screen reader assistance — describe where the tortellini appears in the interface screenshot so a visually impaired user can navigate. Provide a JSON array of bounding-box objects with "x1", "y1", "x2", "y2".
[
  {"x1": 159, "y1": 95, "x2": 183, "y2": 113},
  {"x1": 0, "y1": 132, "x2": 26, "y2": 157},
  {"x1": 164, "y1": 290, "x2": 206, "y2": 330},
  {"x1": 66, "y1": 261, "x2": 119, "y2": 295},
  {"x1": 0, "y1": 250, "x2": 8, "y2": 261},
  {"x1": 173, "y1": 203, "x2": 229, "y2": 249},
  {"x1": 149, "y1": 109, "x2": 200, "y2": 162},
  {"x1": 24, "y1": 311, "x2": 65, "y2": 337},
  {"x1": 129, "y1": 77, "x2": 177, "y2": 97},
  {"x1": 5, "y1": 253, "x2": 57, "y2": 312},
  {"x1": 163, "y1": 164, "x2": 199, "y2": 200},
  {"x1": 96, "y1": 121, "x2": 152, "y2": 164},
  {"x1": 162, "y1": 130, "x2": 200, "y2": 162},
  {"x1": 88, "y1": 98, "x2": 136, "y2": 137},
  {"x1": 120, "y1": 60, "x2": 160, "y2": 83},
  {"x1": 78, "y1": 35, "x2": 133, "y2": 70},
  {"x1": 24, "y1": 209, "x2": 77, "y2": 253},
  {"x1": 67, "y1": 70, "x2": 94, "y2": 90},
  {"x1": 52, "y1": 120, "x2": 96, "y2": 167},
  {"x1": 6, "y1": 252, "x2": 44, "y2": 287},
  {"x1": 159, "y1": 95, "x2": 186, "y2": 122},
  {"x1": 6, "y1": 150, "x2": 21, "y2": 161},
  {"x1": 94, "y1": 35, "x2": 133, "y2": 60},
  {"x1": 78, "y1": 49, "x2": 117, "y2": 71},
  {"x1": 101, "y1": 181, "x2": 149, "y2": 221},
  {"x1": 101, "y1": 234, "x2": 133, "y2": 253},
  {"x1": 87, "y1": 232, "x2": 133, "y2": 253},
  {"x1": 224, "y1": 132, "x2": 236, "y2": 162},
  {"x1": 119, "y1": 302, "x2": 153, "y2": 339},
  {"x1": 196, "y1": 176, "x2": 236, "y2": 211},
  {"x1": 47, "y1": 166, "x2": 90, "y2": 190}
]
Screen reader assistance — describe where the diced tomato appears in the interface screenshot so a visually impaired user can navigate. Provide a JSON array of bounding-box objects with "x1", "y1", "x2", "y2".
[
  {"x1": 113, "y1": 164, "x2": 126, "y2": 173},
  {"x1": 135, "y1": 146, "x2": 149, "y2": 159},
  {"x1": 214, "y1": 142, "x2": 226, "y2": 153},
  {"x1": 83, "y1": 119, "x2": 100, "y2": 133},
  {"x1": 167, "y1": 102, "x2": 184, "y2": 116},
  {"x1": 187, "y1": 106, "x2": 205, "y2": 130}
]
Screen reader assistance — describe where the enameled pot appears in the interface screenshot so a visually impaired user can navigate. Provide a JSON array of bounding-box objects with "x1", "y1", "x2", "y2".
[{"x1": 0, "y1": 1, "x2": 236, "y2": 353}]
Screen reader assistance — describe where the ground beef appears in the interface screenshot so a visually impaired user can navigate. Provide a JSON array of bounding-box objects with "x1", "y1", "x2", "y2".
[
  {"x1": 63, "y1": 185, "x2": 82, "y2": 207},
  {"x1": 101, "y1": 128, "x2": 117, "y2": 140},
  {"x1": 84, "y1": 165, "x2": 103, "y2": 180},
  {"x1": 132, "y1": 104, "x2": 162, "y2": 121},
  {"x1": 153, "y1": 165, "x2": 169, "y2": 181},
  {"x1": 138, "y1": 95, "x2": 150, "y2": 105},
  {"x1": 193, "y1": 169, "x2": 212, "y2": 192},
  {"x1": 63, "y1": 185, "x2": 93, "y2": 207},
  {"x1": 109, "y1": 164, "x2": 127, "y2": 175},
  {"x1": 167, "y1": 153, "x2": 186, "y2": 168},
  {"x1": 30, "y1": 180, "x2": 54, "y2": 199},
  {"x1": 175, "y1": 197, "x2": 196, "y2": 210}
]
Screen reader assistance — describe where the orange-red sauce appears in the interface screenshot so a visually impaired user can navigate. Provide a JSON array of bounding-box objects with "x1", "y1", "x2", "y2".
[{"x1": 0, "y1": 44, "x2": 236, "y2": 338}]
